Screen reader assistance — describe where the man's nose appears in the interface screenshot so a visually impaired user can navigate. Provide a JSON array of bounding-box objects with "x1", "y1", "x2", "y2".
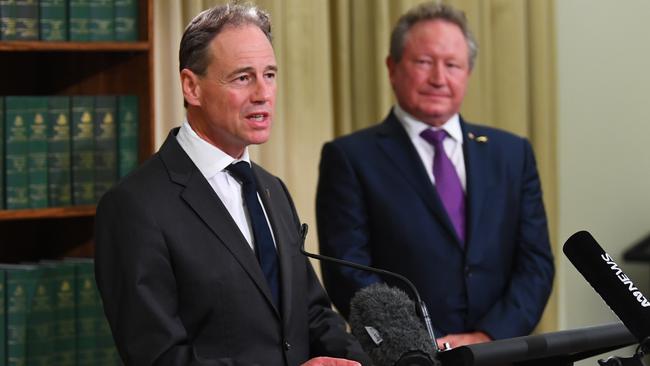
[
  {"x1": 429, "y1": 63, "x2": 445, "y2": 85},
  {"x1": 251, "y1": 77, "x2": 274, "y2": 102}
]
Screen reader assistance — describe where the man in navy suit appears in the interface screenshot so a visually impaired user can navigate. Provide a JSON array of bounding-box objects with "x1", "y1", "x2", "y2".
[
  {"x1": 316, "y1": 2, "x2": 554, "y2": 349},
  {"x1": 95, "y1": 3, "x2": 368, "y2": 365}
]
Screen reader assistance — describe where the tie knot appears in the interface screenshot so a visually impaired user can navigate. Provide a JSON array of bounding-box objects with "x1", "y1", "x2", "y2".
[
  {"x1": 420, "y1": 128, "x2": 448, "y2": 146},
  {"x1": 226, "y1": 161, "x2": 255, "y2": 185}
]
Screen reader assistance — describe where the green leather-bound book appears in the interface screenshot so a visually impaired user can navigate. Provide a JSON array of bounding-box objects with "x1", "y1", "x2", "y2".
[
  {"x1": 71, "y1": 96, "x2": 95, "y2": 205},
  {"x1": 66, "y1": 258, "x2": 98, "y2": 365},
  {"x1": 27, "y1": 96, "x2": 49, "y2": 209},
  {"x1": 114, "y1": 0, "x2": 136, "y2": 41},
  {"x1": 1, "y1": 264, "x2": 40, "y2": 366},
  {"x1": 26, "y1": 266, "x2": 55, "y2": 366},
  {"x1": 96, "y1": 291, "x2": 118, "y2": 365},
  {"x1": 89, "y1": 0, "x2": 113, "y2": 41},
  {"x1": 0, "y1": 0, "x2": 17, "y2": 40},
  {"x1": 5, "y1": 96, "x2": 30, "y2": 209},
  {"x1": 48, "y1": 96, "x2": 72, "y2": 207},
  {"x1": 0, "y1": 269, "x2": 6, "y2": 364},
  {"x1": 41, "y1": 261, "x2": 76, "y2": 366},
  {"x1": 14, "y1": 0, "x2": 38, "y2": 40},
  {"x1": 94, "y1": 95, "x2": 117, "y2": 202},
  {"x1": 69, "y1": 0, "x2": 90, "y2": 41},
  {"x1": 0, "y1": 97, "x2": 4, "y2": 209},
  {"x1": 117, "y1": 95, "x2": 138, "y2": 179},
  {"x1": 39, "y1": 0, "x2": 67, "y2": 41}
]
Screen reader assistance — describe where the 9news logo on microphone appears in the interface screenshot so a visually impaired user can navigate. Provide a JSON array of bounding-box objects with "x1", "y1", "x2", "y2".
[{"x1": 600, "y1": 252, "x2": 650, "y2": 308}]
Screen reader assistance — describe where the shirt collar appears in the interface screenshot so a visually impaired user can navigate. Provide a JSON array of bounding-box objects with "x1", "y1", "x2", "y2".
[
  {"x1": 176, "y1": 120, "x2": 251, "y2": 180},
  {"x1": 393, "y1": 104, "x2": 464, "y2": 145}
]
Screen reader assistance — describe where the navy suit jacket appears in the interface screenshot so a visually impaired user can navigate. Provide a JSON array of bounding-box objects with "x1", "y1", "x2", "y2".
[
  {"x1": 316, "y1": 111, "x2": 554, "y2": 340},
  {"x1": 95, "y1": 129, "x2": 369, "y2": 365}
]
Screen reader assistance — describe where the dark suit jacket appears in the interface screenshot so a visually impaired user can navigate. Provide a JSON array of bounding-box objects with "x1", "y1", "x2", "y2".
[
  {"x1": 316, "y1": 111, "x2": 554, "y2": 340},
  {"x1": 95, "y1": 128, "x2": 369, "y2": 366}
]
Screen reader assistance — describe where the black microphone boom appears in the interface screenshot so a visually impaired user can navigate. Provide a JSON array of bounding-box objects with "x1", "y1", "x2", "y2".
[
  {"x1": 563, "y1": 230, "x2": 650, "y2": 342},
  {"x1": 297, "y1": 224, "x2": 440, "y2": 352}
]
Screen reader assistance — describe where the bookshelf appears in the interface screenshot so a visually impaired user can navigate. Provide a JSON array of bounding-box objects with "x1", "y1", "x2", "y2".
[{"x1": 0, "y1": 0, "x2": 154, "y2": 262}]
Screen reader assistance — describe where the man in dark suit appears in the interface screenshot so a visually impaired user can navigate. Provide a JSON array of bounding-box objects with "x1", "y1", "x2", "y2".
[
  {"x1": 94, "y1": 4, "x2": 368, "y2": 365},
  {"x1": 316, "y1": 2, "x2": 554, "y2": 349}
]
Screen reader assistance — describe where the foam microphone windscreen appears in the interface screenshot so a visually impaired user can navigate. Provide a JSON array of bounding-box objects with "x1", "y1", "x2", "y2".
[
  {"x1": 563, "y1": 230, "x2": 650, "y2": 342},
  {"x1": 349, "y1": 283, "x2": 436, "y2": 366}
]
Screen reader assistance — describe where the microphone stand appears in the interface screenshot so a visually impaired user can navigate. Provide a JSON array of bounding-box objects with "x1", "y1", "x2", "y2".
[{"x1": 298, "y1": 223, "x2": 440, "y2": 352}]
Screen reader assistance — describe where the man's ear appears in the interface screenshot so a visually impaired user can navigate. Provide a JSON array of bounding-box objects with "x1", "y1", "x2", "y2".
[
  {"x1": 180, "y1": 68, "x2": 201, "y2": 107},
  {"x1": 386, "y1": 55, "x2": 396, "y2": 85}
]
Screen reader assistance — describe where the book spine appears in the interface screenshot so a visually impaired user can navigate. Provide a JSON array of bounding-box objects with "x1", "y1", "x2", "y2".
[
  {"x1": 96, "y1": 288, "x2": 118, "y2": 365},
  {"x1": 48, "y1": 96, "x2": 72, "y2": 207},
  {"x1": 6, "y1": 268, "x2": 38, "y2": 366},
  {"x1": 71, "y1": 96, "x2": 95, "y2": 205},
  {"x1": 48, "y1": 262, "x2": 76, "y2": 366},
  {"x1": 26, "y1": 268, "x2": 55, "y2": 366},
  {"x1": 0, "y1": 97, "x2": 4, "y2": 210},
  {"x1": 4, "y1": 96, "x2": 30, "y2": 209},
  {"x1": 117, "y1": 95, "x2": 138, "y2": 178},
  {"x1": 74, "y1": 260, "x2": 98, "y2": 365},
  {"x1": 88, "y1": 0, "x2": 113, "y2": 41},
  {"x1": 0, "y1": 270, "x2": 6, "y2": 364},
  {"x1": 39, "y1": 0, "x2": 67, "y2": 41},
  {"x1": 0, "y1": 0, "x2": 17, "y2": 40},
  {"x1": 69, "y1": 0, "x2": 89, "y2": 41},
  {"x1": 93, "y1": 95, "x2": 117, "y2": 202},
  {"x1": 114, "y1": 0, "x2": 136, "y2": 41},
  {"x1": 14, "y1": 0, "x2": 38, "y2": 40},
  {"x1": 27, "y1": 96, "x2": 49, "y2": 209}
]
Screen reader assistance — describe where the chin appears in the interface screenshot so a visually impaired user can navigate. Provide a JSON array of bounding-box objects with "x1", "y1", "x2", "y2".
[{"x1": 248, "y1": 133, "x2": 271, "y2": 145}]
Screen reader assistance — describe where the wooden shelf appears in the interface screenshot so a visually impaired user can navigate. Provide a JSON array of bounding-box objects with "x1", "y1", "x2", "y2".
[
  {"x1": 0, "y1": 206, "x2": 96, "y2": 221},
  {"x1": 0, "y1": 41, "x2": 151, "y2": 52},
  {"x1": 0, "y1": 0, "x2": 153, "y2": 262}
]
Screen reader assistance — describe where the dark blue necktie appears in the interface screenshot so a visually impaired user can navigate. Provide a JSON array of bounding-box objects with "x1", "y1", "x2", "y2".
[{"x1": 226, "y1": 161, "x2": 280, "y2": 307}]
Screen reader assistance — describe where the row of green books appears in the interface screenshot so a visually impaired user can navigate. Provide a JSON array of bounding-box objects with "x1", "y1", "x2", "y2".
[
  {"x1": 0, "y1": 95, "x2": 139, "y2": 210},
  {"x1": 1, "y1": 259, "x2": 121, "y2": 365},
  {"x1": 0, "y1": 0, "x2": 138, "y2": 41}
]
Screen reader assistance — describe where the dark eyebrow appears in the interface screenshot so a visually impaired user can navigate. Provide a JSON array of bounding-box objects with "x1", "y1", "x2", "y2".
[{"x1": 226, "y1": 65, "x2": 278, "y2": 79}]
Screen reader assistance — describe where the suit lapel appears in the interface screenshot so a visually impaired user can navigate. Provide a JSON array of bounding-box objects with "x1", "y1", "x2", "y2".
[
  {"x1": 252, "y1": 166, "x2": 294, "y2": 323},
  {"x1": 462, "y1": 120, "x2": 492, "y2": 253},
  {"x1": 375, "y1": 113, "x2": 460, "y2": 244},
  {"x1": 159, "y1": 129, "x2": 279, "y2": 316}
]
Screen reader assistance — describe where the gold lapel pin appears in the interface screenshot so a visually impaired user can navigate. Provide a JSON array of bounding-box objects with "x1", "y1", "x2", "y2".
[{"x1": 468, "y1": 132, "x2": 488, "y2": 143}]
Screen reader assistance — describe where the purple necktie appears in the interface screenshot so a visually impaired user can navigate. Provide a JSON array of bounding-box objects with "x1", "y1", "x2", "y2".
[{"x1": 420, "y1": 129, "x2": 466, "y2": 244}]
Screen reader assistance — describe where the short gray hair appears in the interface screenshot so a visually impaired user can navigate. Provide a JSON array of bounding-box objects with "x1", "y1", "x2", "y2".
[
  {"x1": 389, "y1": 2, "x2": 478, "y2": 70},
  {"x1": 179, "y1": 2, "x2": 272, "y2": 76}
]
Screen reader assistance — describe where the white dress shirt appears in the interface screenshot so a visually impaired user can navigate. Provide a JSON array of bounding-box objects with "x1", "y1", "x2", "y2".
[
  {"x1": 176, "y1": 121, "x2": 275, "y2": 252},
  {"x1": 394, "y1": 105, "x2": 467, "y2": 191}
]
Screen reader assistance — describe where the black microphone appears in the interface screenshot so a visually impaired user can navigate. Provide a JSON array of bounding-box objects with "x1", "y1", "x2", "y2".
[
  {"x1": 298, "y1": 224, "x2": 441, "y2": 365},
  {"x1": 349, "y1": 283, "x2": 438, "y2": 366},
  {"x1": 563, "y1": 230, "x2": 650, "y2": 343}
]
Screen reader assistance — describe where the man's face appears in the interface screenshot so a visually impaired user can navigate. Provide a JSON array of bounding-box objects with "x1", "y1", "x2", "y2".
[
  {"x1": 387, "y1": 20, "x2": 470, "y2": 127},
  {"x1": 183, "y1": 25, "x2": 277, "y2": 158}
]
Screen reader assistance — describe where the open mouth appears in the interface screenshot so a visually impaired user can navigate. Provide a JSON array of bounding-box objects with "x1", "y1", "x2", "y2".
[
  {"x1": 250, "y1": 114, "x2": 265, "y2": 121},
  {"x1": 246, "y1": 112, "x2": 269, "y2": 121}
]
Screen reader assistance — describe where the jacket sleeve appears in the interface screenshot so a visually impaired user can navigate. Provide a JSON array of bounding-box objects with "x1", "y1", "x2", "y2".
[
  {"x1": 276, "y1": 178, "x2": 372, "y2": 365},
  {"x1": 475, "y1": 139, "x2": 555, "y2": 339},
  {"x1": 315, "y1": 141, "x2": 383, "y2": 319},
  {"x1": 94, "y1": 187, "x2": 263, "y2": 366}
]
